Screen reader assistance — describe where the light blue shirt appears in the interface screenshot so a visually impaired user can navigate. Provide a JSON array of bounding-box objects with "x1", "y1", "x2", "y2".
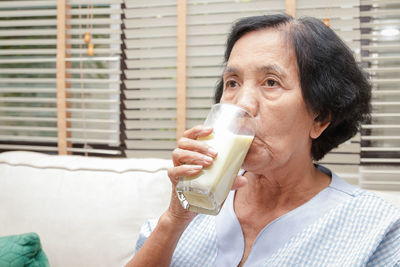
[{"x1": 136, "y1": 166, "x2": 400, "y2": 266}]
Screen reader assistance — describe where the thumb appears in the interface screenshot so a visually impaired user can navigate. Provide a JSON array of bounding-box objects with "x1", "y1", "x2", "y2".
[{"x1": 232, "y1": 175, "x2": 248, "y2": 190}]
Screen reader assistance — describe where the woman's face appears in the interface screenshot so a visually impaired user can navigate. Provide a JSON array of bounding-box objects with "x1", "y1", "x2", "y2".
[{"x1": 220, "y1": 28, "x2": 323, "y2": 174}]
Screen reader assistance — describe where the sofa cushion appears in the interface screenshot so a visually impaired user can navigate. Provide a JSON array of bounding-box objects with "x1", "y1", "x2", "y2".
[{"x1": 0, "y1": 151, "x2": 172, "y2": 267}]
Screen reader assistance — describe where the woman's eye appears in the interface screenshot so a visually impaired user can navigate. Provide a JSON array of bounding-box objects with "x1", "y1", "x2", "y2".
[
  {"x1": 266, "y1": 79, "x2": 277, "y2": 87},
  {"x1": 226, "y1": 80, "x2": 239, "y2": 89}
]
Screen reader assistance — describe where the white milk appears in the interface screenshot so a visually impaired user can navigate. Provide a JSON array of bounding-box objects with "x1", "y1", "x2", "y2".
[{"x1": 176, "y1": 129, "x2": 254, "y2": 215}]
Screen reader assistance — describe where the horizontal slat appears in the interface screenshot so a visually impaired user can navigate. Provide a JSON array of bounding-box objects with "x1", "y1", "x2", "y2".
[
  {"x1": 361, "y1": 158, "x2": 400, "y2": 163},
  {"x1": 187, "y1": 67, "x2": 223, "y2": 77},
  {"x1": 0, "y1": 68, "x2": 56, "y2": 74},
  {"x1": 125, "y1": 69, "x2": 176, "y2": 79},
  {"x1": 125, "y1": 109, "x2": 208, "y2": 119},
  {"x1": 0, "y1": 28, "x2": 55, "y2": 36},
  {"x1": 124, "y1": 6, "x2": 176, "y2": 19},
  {"x1": 331, "y1": 143, "x2": 360, "y2": 153},
  {"x1": 0, "y1": 38, "x2": 120, "y2": 47},
  {"x1": 0, "y1": 135, "x2": 57, "y2": 142},
  {"x1": 372, "y1": 90, "x2": 400, "y2": 96},
  {"x1": 297, "y1": 7, "x2": 358, "y2": 19},
  {"x1": 124, "y1": 37, "x2": 177, "y2": 49},
  {"x1": 370, "y1": 79, "x2": 400, "y2": 84},
  {"x1": 126, "y1": 58, "x2": 177, "y2": 69},
  {"x1": 124, "y1": 0, "x2": 175, "y2": 8},
  {"x1": 318, "y1": 153, "x2": 360, "y2": 164},
  {"x1": 371, "y1": 101, "x2": 400, "y2": 105},
  {"x1": 126, "y1": 140, "x2": 176, "y2": 149},
  {"x1": 66, "y1": 147, "x2": 121, "y2": 155},
  {"x1": 0, "y1": 9, "x2": 119, "y2": 19},
  {"x1": 186, "y1": 119, "x2": 204, "y2": 128},
  {"x1": 360, "y1": 165, "x2": 400, "y2": 190},
  {"x1": 360, "y1": 9, "x2": 400, "y2": 17},
  {"x1": 188, "y1": 78, "x2": 219, "y2": 88},
  {"x1": 320, "y1": 163, "x2": 360, "y2": 174},
  {"x1": 362, "y1": 56, "x2": 400, "y2": 63},
  {"x1": 124, "y1": 89, "x2": 176, "y2": 99},
  {"x1": 125, "y1": 119, "x2": 176, "y2": 129},
  {"x1": 124, "y1": 17, "x2": 176, "y2": 28},
  {"x1": 0, "y1": 18, "x2": 121, "y2": 28},
  {"x1": 362, "y1": 124, "x2": 400, "y2": 129},
  {"x1": 125, "y1": 99, "x2": 176, "y2": 109},
  {"x1": 0, "y1": 0, "x2": 122, "y2": 8},
  {"x1": 360, "y1": 0, "x2": 400, "y2": 5},
  {"x1": 366, "y1": 67, "x2": 400, "y2": 73},
  {"x1": 0, "y1": 125, "x2": 56, "y2": 132},
  {"x1": 0, "y1": 9, "x2": 57, "y2": 18},
  {"x1": 125, "y1": 79, "x2": 176, "y2": 89},
  {"x1": 187, "y1": 1, "x2": 283, "y2": 14},
  {"x1": 66, "y1": 78, "x2": 121, "y2": 84},
  {"x1": 0, "y1": 56, "x2": 119, "y2": 64},
  {"x1": 361, "y1": 147, "x2": 400, "y2": 152},
  {"x1": 125, "y1": 55, "x2": 223, "y2": 69},
  {"x1": 66, "y1": 137, "x2": 119, "y2": 145},
  {"x1": 0, "y1": 116, "x2": 56, "y2": 122},
  {"x1": 362, "y1": 45, "x2": 400, "y2": 52},
  {"x1": 125, "y1": 47, "x2": 177, "y2": 59},
  {"x1": 0, "y1": 125, "x2": 117, "y2": 134},
  {"x1": 69, "y1": 0, "x2": 123, "y2": 4},
  {"x1": 67, "y1": 8, "x2": 122, "y2": 16},
  {"x1": 0, "y1": 116, "x2": 117, "y2": 124},
  {"x1": 126, "y1": 130, "x2": 176, "y2": 139},
  {"x1": 125, "y1": 109, "x2": 176, "y2": 119},
  {"x1": 0, "y1": 144, "x2": 57, "y2": 152},
  {"x1": 67, "y1": 69, "x2": 121, "y2": 74},
  {"x1": 125, "y1": 149, "x2": 172, "y2": 159},
  {"x1": 0, "y1": 97, "x2": 119, "y2": 104},
  {"x1": 188, "y1": 88, "x2": 215, "y2": 98},
  {"x1": 371, "y1": 113, "x2": 400, "y2": 117},
  {"x1": 361, "y1": 136, "x2": 400, "y2": 140},
  {"x1": 124, "y1": 27, "x2": 176, "y2": 39}
]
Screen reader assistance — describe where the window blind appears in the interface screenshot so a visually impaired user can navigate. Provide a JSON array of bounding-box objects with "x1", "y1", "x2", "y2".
[
  {"x1": 122, "y1": 0, "x2": 362, "y2": 169},
  {"x1": 123, "y1": 0, "x2": 178, "y2": 158},
  {"x1": 0, "y1": 0, "x2": 122, "y2": 155},
  {"x1": 359, "y1": 0, "x2": 400, "y2": 190}
]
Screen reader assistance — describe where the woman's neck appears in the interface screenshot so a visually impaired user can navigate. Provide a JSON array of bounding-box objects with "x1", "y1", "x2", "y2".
[{"x1": 235, "y1": 162, "x2": 331, "y2": 214}]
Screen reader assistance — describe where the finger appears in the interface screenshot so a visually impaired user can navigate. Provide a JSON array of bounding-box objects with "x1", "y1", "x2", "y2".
[
  {"x1": 231, "y1": 175, "x2": 248, "y2": 190},
  {"x1": 183, "y1": 125, "x2": 213, "y2": 139},
  {"x1": 168, "y1": 165, "x2": 203, "y2": 184},
  {"x1": 172, "y1": 148, "x2": 214, "y2": 167},
  {"x1": 177, "y1": 137, "x2": 217, "y2": 158}
]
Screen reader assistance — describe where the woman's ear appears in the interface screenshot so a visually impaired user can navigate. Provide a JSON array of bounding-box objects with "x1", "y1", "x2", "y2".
[{"x1": 310, "y1": 114, "x2": 331, "y2": 139}]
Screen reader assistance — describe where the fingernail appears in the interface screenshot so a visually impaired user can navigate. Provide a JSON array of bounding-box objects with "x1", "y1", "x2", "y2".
[
  {"x1": 203, "y1": 155, "x2": 213, "y2": 164},
  {"x1": 208, "y1": 147, "x2": 218, "y2": 157},
  {"x1": 190, "y1": 165, "x2": 203, "y2": 170}
]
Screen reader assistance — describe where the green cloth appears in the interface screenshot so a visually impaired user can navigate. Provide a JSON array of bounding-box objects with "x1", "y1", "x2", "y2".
[{"x1": 0, "y1": 233, "x2": 50, "y2": 267}]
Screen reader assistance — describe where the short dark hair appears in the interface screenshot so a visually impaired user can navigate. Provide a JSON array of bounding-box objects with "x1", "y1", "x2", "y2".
[{"x1": 215, "y1": 14, "x2": 371, "y2": 161}]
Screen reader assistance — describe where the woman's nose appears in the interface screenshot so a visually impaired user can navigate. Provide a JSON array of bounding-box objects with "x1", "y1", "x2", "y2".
[{"x1": 235, "y1": 86, "x2": 259, "y2": 117}]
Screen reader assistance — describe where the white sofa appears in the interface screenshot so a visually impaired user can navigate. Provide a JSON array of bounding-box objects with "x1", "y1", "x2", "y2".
[
  {"x1": 0, "y1": 151, "x2": 172, "y2": 267},
  {"x1": 1, "y1": 151, "x2": 399, "y2": 267}
]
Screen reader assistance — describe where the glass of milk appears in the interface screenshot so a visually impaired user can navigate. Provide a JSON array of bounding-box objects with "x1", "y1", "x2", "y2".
[{"x1": 175, "y1": 103, "x2": 256, "y2": 215}]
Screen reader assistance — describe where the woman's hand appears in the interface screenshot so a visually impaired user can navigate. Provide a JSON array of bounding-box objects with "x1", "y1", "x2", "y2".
[
  {"x1": 166, "y1": 125, "x2": 217, "y2": 227},
  {"x1": 166, "y1": 125, "x2": 249, "y2": 227}
]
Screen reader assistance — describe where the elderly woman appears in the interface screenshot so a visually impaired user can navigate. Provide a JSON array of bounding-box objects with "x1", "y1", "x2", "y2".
[{"x1": 127, "y1": 14, "x2": 400, "y2": 266}]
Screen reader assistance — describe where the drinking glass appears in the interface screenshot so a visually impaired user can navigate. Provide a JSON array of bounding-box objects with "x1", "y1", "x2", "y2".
[{"x1": 176, "y1": 103, "x2": 256, "y2": 215}]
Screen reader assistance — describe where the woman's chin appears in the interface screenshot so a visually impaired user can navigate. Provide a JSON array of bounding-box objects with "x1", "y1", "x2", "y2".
[{"x1": 242, "y1": 153, "x2": 267, "y2": 173}]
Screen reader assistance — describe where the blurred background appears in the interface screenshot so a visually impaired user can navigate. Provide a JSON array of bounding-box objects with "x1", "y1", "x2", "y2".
[{"x1": 0, "y1": 0, "x2": 399, "y2": 189}]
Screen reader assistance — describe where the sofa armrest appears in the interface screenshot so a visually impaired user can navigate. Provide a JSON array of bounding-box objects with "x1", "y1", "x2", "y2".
[{"x1": 0, "y1": 151, "x2": 172, "y2": 267}]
